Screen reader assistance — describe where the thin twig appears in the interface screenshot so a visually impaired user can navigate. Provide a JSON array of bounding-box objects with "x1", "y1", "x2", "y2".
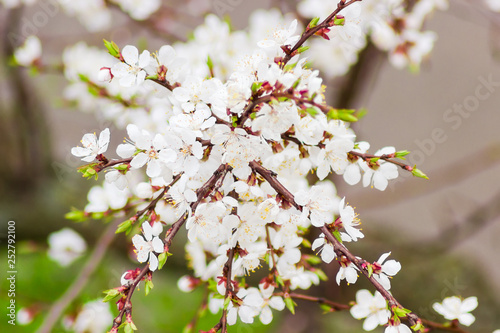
[
  {"x1": 111, "y1": 265, "x2": 150, "y2": 330},
  {"x1": 349, "y1": 150, "x2": 413, "y2": 171},
  {"x1": 282, "y1": 0, "x2": 362, "y2": 65}
]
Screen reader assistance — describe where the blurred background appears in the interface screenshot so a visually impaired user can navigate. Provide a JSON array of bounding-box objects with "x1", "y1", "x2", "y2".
[{"x1": 0, "y1": 0, "x2": 499, "y2": 332}]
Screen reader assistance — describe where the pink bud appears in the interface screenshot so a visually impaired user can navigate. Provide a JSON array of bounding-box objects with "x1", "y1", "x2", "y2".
[{"x1": 98, "y1": 67, "x2": 113, "y2": 82}]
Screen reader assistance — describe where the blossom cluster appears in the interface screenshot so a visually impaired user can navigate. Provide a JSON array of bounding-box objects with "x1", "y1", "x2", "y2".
[
  {"x1": 66, "y1": 8, "x2": 417, "y2": 327},
  {"x1": 12, "y1": 0, "x2": 491, "y2": 331}
]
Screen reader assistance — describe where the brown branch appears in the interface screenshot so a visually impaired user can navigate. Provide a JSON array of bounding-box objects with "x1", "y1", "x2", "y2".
[
  {"x1": 349, "y1": 150, "x2": 413, "y2": 172},
  {"x1": 282, "y1": 0, "x2": 363, "y2": 66},
  {"x1": 420, "y1": 319, "x2": 470, "y2": 333},
  {"x1": 164, "y1": 164, "x2": 232, "y2": 250},
  {"x1": 249, "y1": 160, "x2": 301, "y2": 210},
  {"x1": 238, "y1": 95, "x2": 273, "y2": 127},
  {"x1": 134, "y1": 173, "x2": 182, "y2": 219},
  {"x1": 36, "y1": 218, "x2": 123, "y2": 333},
  {"x1": 221, "y1": 248, "x2": 235, "y2": 333},
  {"x1": 150, "y1": 78, "x2": 180, "y2": 91},
  {"x1": 319, "y1": 225, "x2": 421, "y2": 327},
  {"x1": 111, "y1": 265, "x2": 150, "y2": 330},
  {"x1": 247, "y1": 160, "x2": 429, "y2": 329},
  {"x1": 95, "y1": 157, "x2": 133, "y2": 172},
  {"x1": 110, "y1": 165, "x2": 230, "y2": 330},
  {"x1": 265, "y1": 225, "x2": 279, "y2": 275},
  {"x1": 203, "y1": 248, "x2": 235, "y2": 333},
  {"x1": 238, "y1": 90, "x2": 329, "y2": 128}
]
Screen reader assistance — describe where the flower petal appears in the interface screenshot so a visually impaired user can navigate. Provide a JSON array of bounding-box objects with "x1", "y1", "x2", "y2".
[{"x1": 131, "y1": 153, "x2": 149, "y2": 169}]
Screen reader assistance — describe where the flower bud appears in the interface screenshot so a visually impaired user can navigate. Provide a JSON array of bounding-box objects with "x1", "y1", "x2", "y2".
[{"x1": 98, "y1": 67, "x2": 113, "y2": 82}]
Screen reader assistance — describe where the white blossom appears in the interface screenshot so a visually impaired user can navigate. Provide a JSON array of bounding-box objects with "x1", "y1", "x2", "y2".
[
  {"x1": 85, "y1": 181, "x2": 129, "y2": 212},
  {"x1": 112, "y1": 45, "x2": 151, "y2": 87},
  {"x1": 361, "y1": 147, "x2": 399, "y2": 191},
  {"x1": 73, "y1": 299, "x2": 113, "y2": 333},
  {"x1": 385, "y1": 323, "x2": 412, "y2": 333},
  {"x1": 258, "y1": 284, "x2": 285, "y2": 325},
  {"x1": 373, "y1": 252, "x2": 401, "y2": 290},
  {"x1": 132, "y1": 221, "x2": 164, "y2": 271},
  {"x1": 295, "y1": 183, "x2": 337, "y2": 227},
  {"x1": 339, "y1": 197, "x2": 364, "y2": 242},
  {"x1": 229, "y1": 289, "x2": 264, "y2": 325},
  {"x1": 71, "y1": 128, "x2": 110, "y2": 162},
  {"x1": 117, "y1": 124, "x2": 176, "y2": 178},
  {"x1": 432, "y1": 296, "x2": 478, "y2": 326},
  {"x1": 14, "y1": 35, "x2": 41, "y2": 66},
  {"x1": 257, "y1": 19, "x2": 300, "y2": 51},
  {"x1": 336, "y1": 257, "x2": 359, "y2": 285},
  {"x1": 350, "y1": 289, "x2": 390, "y2": 331},
  {"x1": 47, "y1": 228, "x2": 87, "y2": 266},
  {"x1": 312, "y1": 234, "x2": 336, "y2": 263},
  {"x1": 112, "y1": 0, "x2": 161, "y2": 20}
]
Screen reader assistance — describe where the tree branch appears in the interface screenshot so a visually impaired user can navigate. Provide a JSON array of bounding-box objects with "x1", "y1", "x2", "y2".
[{"x1": 282, "y1": 0, "x2": 363, "y2": 65}]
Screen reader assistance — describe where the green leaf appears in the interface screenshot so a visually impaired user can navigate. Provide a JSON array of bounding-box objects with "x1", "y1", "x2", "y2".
[
  {"x1": 366, "y1": 264, "x2": 374, "y2": 278},
  {"x1": 102, "y1": 289, "x2": 120, "y2": 302},
  {"x1": 223, "y1": 296, "x2": 231, "y2": 310},
  {"x1": 145, "y1": 279, "x2": 154, "y2": 296},
  {"x1": 338, "y1": 112, "x2": 358, "y2": 123},
  {"x1": 116, "y1": 220, "x2": 133, "y2": 234},
  {"x1": 65, "y1": 208, "x2": 86, "y2": 222},
  {"x1": 308, "y1": 17, "x2": 320, "y2": 29},
  {"x1": 251, "y1": 82, "x2": 263, "y2": 93},
  {"x1": 77, "y1": 165, "x2": 99, "y2": 180},
  {"x1": 326, "y1": 108, "x2": 358, "y2": 122},
  {"x1": 306, "y1": 107, "x2": 319, "y2": 117},
  {"x1": 87, "y1": 84, "x2": 100, "y2": 97},
  {"x1": 275, "y1": 275, "x2": 285, "y2": 288},
  {"x1": 145, "y1": 74, "x2": 158, "y2": 80},
  {"x1": 319, "y1": 303, "x2": 333, "y2": 313},
  {"x1": 124, "y1": 323, "x2": 133, "y2": 333},
  {"x1": 296, "y1": 46, "x2": 310, "y2": 54},
  {"x1": 412, "y1": 322, "x2": 424, "y2": 332},
  {"x1": 103, "y1": 39, "x2": 120, "y2": 58},
  {"x1": 393, "y1": 306, "x2": 412, "y2": 317},
  {"x1": 333, "y1": 17, "x2": 345, "y2": 26},
  {"x1": 91, "y1": 212, "x2": 104, "y2": 220},
  {"x1": 284, "y1": 63, "x2": 297, "y2": 72},
  {"x1": 207, "y1": 279, "x2": 219, "y2": 293},
  {"x1": 114, "y1": 164, "x2": 129, "y2": 171},
  {"x1": 412, "y1": 166, "x2": 429, "y2": 179},
  {"x1": 395, "y1": 150, "x2": 410, "y2": 159},
  {"x1": 158, "y1": 252, "x2": 169, "y2": 270},
  {"x1": 302, "y1": 238, "x2": 312, "y2": 248},
  {"x1": 78, "y1": 73, "x2": 89, "y2": 82},
  {"x1": 284, "y1": 296, "x2": 296, "y2": 315},
  {"x1": 207, "y1": 55, "x2": 214, "y2": 71},
  {"x1": 332, "y1": 230, "x2": 343, "y2": 243}
]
